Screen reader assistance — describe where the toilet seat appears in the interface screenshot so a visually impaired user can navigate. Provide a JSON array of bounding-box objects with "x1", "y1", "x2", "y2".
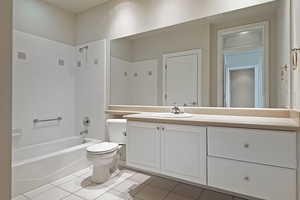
[{"x1": 87, "y1": 142, "x2": 119, "y2": 155}]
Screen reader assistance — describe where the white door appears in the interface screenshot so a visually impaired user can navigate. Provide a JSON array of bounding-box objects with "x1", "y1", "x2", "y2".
[
  {"x1": 126, "y1": 122, "x2": 161, "y2": 173},
  {"x1": 161, "y1": 124, "x2": 207, "y2": 184},
  {"x1": 163, "y1": 50, "x2": 201, "y2": 106}
]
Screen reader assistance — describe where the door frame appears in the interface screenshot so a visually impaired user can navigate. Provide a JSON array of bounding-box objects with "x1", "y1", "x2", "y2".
[
  {"x1": 224, "y1": 64, "x2": 261, "y2": 107},
  {"x1": 162, "y1": 49, "x2": 202, "y2": 106},
  {"x1": 217, "y1": 21, "x2": 269, "y2": 107}
]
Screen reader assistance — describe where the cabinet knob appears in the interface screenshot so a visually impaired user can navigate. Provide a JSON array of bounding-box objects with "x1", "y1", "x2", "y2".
[
  {"x1": 162, "y1": 127, "x2": 165, "y2": 131},
  {"x1": 244, "y1": 176, "x2": 250, "y2": 181},
  {"x1": 156, "y1": 127, "x2": 160, "y2": 130},
  {"x1": 244, "y1": 143, "x2": 250, "y2": 148}
]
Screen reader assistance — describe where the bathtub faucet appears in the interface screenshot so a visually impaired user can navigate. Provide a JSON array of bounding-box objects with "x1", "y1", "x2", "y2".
[{"x1": 80, "y1": 129, "x2": 88, "y2": 137}]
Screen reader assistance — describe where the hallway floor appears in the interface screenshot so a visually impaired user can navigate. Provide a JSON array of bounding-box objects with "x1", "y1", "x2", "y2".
[{"x1": 12, "y1": 167, "x2": 248, "y2": 200}]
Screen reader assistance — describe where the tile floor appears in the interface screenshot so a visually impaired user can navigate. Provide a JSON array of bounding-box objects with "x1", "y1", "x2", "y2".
[{"x1": 12, "y1": 167, "x2": 248, "y2": 200}]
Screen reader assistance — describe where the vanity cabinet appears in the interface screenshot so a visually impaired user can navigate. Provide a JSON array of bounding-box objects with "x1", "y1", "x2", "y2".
[
  {"x1": 126, "y1": 121, "x2": 207, "y2": 184},
  {"x1": 208, "y1": 157, "x2": 296, "y2": 200},
  {"x1": 208, "y1": 127, "x2": 297, "y2": 200},
  {"x1": 161, "y1": 124, "x2": 206, "y2": 184},
  {"x1": 126, "y1": 121, "x2": 297, "y2": 200},
  {"x1": 208, "y1": 127, "x2": 297, "y2": 168},
  {"x1": 126, "y1": 122, "x2": 161, "y2": 173}
]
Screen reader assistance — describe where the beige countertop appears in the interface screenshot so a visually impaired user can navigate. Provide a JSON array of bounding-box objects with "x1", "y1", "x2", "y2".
[{"x1": 124, "y1": 113, "x2": 300, "y2": 131}]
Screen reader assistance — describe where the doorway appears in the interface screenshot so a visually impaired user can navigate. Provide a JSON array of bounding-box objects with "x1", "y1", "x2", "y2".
[
  {"x1": 224, "y1": 49, "x2": 264, "y2": 107},
  {"x1": 217, "y1": 22, "x2": 269, "y2": 107}
]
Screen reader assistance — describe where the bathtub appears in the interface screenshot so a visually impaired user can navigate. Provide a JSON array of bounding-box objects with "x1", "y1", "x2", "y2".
[{"x1": 12, "y1": 137, "x2": 100, "y2": 197}]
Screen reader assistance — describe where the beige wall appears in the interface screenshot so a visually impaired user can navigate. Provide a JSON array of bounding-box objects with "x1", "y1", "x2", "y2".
[
  {"x1": 0, "y1": 0, "x2": 12, "y2": 199},
  {"x1": 76, "y1": 0, "x2": 275, "y2": 45},
  {"x1": 110, "y1": 21, "x2": 210, "y2": 106},
  {"x1": 14, "y1": 0, "x2": 76, "y2": 45},
  {"x1": 111, "y1": 38, "x2": 133, "y2": 61},
  {"x1": 131, "y1": 21, "x2": 210, "y2": 106}
]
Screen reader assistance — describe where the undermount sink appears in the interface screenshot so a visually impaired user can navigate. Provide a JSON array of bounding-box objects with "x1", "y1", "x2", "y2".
[{"x1": 148, "y1": 112, "x2": 194, "y2": 118}]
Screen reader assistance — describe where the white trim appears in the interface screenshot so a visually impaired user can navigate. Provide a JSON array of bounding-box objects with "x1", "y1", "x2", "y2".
[
  {"x1": 105, "y1": 39, "x2": 111, "y2": 110},
  {"x1": 162, "y1": 49, "x2": 202, "y2": 106},
  {"x1": 217, "y1": 21, "x2": 269, "y2": 107}
]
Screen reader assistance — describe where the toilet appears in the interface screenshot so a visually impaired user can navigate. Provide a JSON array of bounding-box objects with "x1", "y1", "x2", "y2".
[{"x1": 86, "y1": 119, "x2": 127, "y2": 184}]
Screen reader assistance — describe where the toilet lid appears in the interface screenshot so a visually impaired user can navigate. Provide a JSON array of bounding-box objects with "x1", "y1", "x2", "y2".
[{"x1": 87, "y1": 142, "x2": 119, "y2": 154}]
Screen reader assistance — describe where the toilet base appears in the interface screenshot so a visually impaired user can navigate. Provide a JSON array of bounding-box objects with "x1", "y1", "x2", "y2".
[
  {"x1": 90, "y1": 153, "x2": 120, "y2": 184},
  {"x1": 87, "y1": 145, "x2": 122, "y2": 184},
  {"x1": 91, "y1": 164, "x2": 110, "y2": 184}
]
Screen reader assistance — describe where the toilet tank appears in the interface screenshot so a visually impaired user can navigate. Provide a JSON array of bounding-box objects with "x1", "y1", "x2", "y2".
[{"x1": 106, "y1": 119, "x2": 127, "y2": 144}]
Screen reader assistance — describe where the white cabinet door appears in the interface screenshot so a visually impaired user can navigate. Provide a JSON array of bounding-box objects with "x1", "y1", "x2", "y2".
[
  {"x1": 161, "y1": 124, "x2": 207, "y2": 184},
  {"x1": 126, "y1": 122, "x2": 161, "y2": 173}
]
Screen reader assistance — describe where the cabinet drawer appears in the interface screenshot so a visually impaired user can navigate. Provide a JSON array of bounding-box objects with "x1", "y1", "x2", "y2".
[
  {"x1": 208, "y1": 127, "x2": 296, "y2": 168},
  {"x1": 208, "y1": 157, "x2": 296, "y2": 200}
]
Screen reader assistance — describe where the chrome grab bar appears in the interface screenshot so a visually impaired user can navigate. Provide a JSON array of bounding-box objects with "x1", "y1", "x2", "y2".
[{"x1": 33, "y1": 117, "x2": 62, "y2": 124}]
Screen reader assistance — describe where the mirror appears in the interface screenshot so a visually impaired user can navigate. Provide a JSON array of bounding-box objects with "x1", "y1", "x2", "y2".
[{"x1": 110, "y1": 1, "x2": 290, "y2": 108}]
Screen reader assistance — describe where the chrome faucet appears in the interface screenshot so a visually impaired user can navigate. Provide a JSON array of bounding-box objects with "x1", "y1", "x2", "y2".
[
  {"x1": 80, "y1": 117, "x2": 90, "y2": 137},
  {"x1": 171, "y1": 104, "x2": 181, "y2": 114},
  {"x1": 80, "y1": 129, "x2": 88, "y2": 136}
]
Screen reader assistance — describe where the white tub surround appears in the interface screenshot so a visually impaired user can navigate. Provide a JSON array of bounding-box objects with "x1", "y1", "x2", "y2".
[
  {"x1": 75, "y1": 40, "x2": 106, "y2": 140},
  {"x1": 13, "y1": 31, "x2": 76, "y2": 149},
  {"x1": 13, "y1": 31, "x2": 107, "y2": 148},
  {"x1": 12, "y1": 31, "x2": 107, "y2": 197},
  {"x1": 12, "y1": 137, "x2": 100, "y2": 197}
]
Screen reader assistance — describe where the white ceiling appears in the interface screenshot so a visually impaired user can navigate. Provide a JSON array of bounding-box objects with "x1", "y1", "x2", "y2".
[{"x1": 42, "y1": 0, "x2": 109, "y2": 13}]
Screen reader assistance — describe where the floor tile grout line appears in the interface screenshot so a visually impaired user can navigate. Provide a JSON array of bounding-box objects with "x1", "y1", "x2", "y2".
[
  {"x1": 22, "y1": 184, "x2": 71, "y2": 200},
  {"x1": 59, "y1": 192, "x2": 74, "y2": 200},
  {"x1": 15, "y1": 169, "x2": 245, "y2": 200},
  {"x1": 74, "y1": 172, "x2": 136, "y2": 200},
  {"x1": 196, "y1": 189, "x2": 205, "y2": 200},
  {"x1": 55, "y1": 183, "x2": 82, "y2": 196},
  {"x1": 50, "y1": 170, "x2": 92, "y2": 200},
  {"x1": 23, "y1": 183, "x2": 56, "y2": 198},
  {"x1": 160, "y1": 181, "x2": 179, "y2": 200},
  {"x1": 23, "y1": 194, "x2": 31, "y2": 200},
  {"x1": 15, "y1": 168, "x2": 125, "y2": 200},
  {"x1": 21, "y1": 171, "x2": 85, "y2": 199},
  {"x1": 112, "y1": 172, "x2": 136, "y2": 188},
  {"x1": 160, "y1": 189, "x2": 173, "y2": 200}
]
